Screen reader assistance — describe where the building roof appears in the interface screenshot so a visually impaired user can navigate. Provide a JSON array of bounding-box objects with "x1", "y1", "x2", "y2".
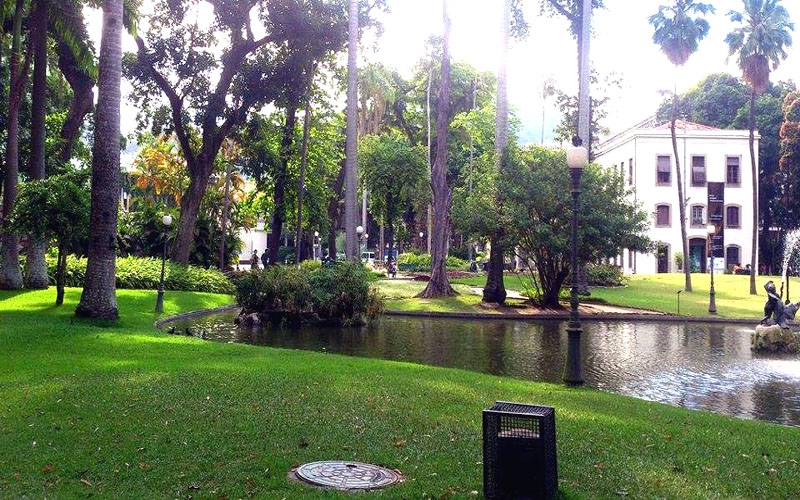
[
  {"x1": 651, "y1": 119, "x2": 721, "y2": 131},
  {"x1": 594, "y1": 117, "x2": 755, "y2": 159}
]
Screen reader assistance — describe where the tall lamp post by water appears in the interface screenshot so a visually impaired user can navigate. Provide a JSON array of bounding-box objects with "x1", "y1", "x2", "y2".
[
  {"x1": 155, "y1": 214, "x2": 173, "y2": 313},
  {"x1": 564, "y1": 137, "x2": 587, "y2": 385},
  {"x1": 314, "y1": 231, "x2": 320, "y2": 260},
  {"x1": 707, "y1": 223, "x2": 717, "y2": 314},
  {"x1": 356, "y1": 225, "x2": 364, "y2": 261}
]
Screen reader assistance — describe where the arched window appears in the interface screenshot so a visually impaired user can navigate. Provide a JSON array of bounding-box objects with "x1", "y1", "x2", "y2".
[
  {"x1": 655, "y1": 204, "x2": 671, "y2": 227},
  {"x1": 725, "y1": 205, "x2": 741, "y2": 229},
  {"x1": 690, "y1": 204, "x2": 706, "y2": 228}
]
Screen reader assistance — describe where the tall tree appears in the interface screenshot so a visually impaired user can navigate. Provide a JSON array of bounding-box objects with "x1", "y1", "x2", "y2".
[
  {"x1": 418, "y1": 0, "x2": 455, "y2": 298},
  {"x1": 127, "y1": 0, "x2": 356, "y2": 264},
  {"x1": 650, "y1": 0, "x2": 714, "y2": 293},
  {"x1": 0, "y1": 0, "x2": 30, "y2": 290},
  {"x1": 24, "y1": 0, "x2": 50, "y2": 289},
  {"x1": 75, "y1": 0, "x2": 124, "y2": 320},
  {"x1": 483, "y1": 0, "x2": 512, "y2": 304},
  {"x1": 359, "y1": 133, "x2": 428, "y2": 260},
  {"x1": 345, "y1": 0, "x2": 359, "y2": 260},
  {"x1": 726, "y1": 0, "x2": 794, "y2": 294}
]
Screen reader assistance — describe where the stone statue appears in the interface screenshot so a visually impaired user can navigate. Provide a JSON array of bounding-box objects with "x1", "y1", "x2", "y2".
[{"x1": 761, "y1": 280, "x2": 800, "y2": 329}]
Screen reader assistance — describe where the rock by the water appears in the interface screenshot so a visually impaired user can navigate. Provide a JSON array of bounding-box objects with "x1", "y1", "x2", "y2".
[{"x1": 752, "y1": 324, "x2": 800, "y2": 353}]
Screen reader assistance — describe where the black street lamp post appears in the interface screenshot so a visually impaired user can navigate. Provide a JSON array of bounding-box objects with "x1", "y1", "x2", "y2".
[
  {"x1": 155, "y1": 214, "x2": 173, "y2": 313},
  {"x1": 564, "y1": 138, "x2": 587, "y2": 385},
  {"x1": 707, "y1": 223, "x2": 717, "y2": 314}
]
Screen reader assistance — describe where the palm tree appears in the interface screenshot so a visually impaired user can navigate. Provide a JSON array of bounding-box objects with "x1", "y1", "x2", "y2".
[
  {"x1": 345, "y1": 0, "x2": 359, "y2": 260},
  {"x1": 24, "y1": 0, "x2": 50, "y2": 289},
  {"x1": 75, "y1": 0, "x2": 124, "y2": 320},
  {"x1": 726, "y1": 0, "x2": 793, "y2": 295},
  {"x1": 0, "y1": 0, "x2": 29, "y2": 290},
  {"x1": 649, "y1": 0, "x2": 715, "y2": 293},
  {"x1": 483, "y1": 0, "x2": 511, "y2": 305}
]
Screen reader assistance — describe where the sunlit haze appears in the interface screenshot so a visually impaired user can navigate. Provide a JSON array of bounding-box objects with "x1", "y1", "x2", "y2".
[{"x1": 86, "y1": 0, "x2": 800, "y2": 145}]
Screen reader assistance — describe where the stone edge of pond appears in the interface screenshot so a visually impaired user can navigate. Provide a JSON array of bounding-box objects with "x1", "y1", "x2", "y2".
[
  {"x1": 154, "y1": 304, "x2": 760, "y2": 329},
  {"x1": 155, "y1": 305, "x2": 241, "y2": 329},
  {"x1": 384, "y1": 309, "x2": 760, "y2": 325}
]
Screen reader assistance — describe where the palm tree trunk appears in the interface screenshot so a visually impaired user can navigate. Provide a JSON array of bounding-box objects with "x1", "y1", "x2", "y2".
[
  {"x1": 0, "y1": 0, "x2": 28, "y2": 290},
  {"x1": 295, "y1": 67, "x2": 314, "y2": 265},
  {"x1": 25, "y1": 0, "x2": 49, "y2": 289},
  {"x1": 418, "y1": 0, "x2": 455, "y2": 298},
  {"x1": 749, "y1": 88, "x2": 758, "y2": 295},
  {"x1": 483, "y1": 0, "x2": 511, "y2": 305},
  {"x1": 75, "y1": 0, "x2": 123, "y2": 320},
  {"x1": 344, "y1": 0, "x2": 359, "y2": 260},
  {"x1": 672, "y1": 114, "x2": 692, "y2": 292}
]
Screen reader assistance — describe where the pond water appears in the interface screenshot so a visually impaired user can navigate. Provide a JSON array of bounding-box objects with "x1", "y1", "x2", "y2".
[{"x1": 166, "y1": 312, "x2": 800, "y2": 426}]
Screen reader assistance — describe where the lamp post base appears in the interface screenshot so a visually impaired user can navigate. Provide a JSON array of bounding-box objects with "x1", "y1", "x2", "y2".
[
  {"x1": 708, "y1": 291, "x2": 717, "y2": 314},
  {"x1": 563, "y1": 325, "x2": 584, "y2": 385},
  {"x1": 156, "y1": 287, "x2": 165, "y2": 313}
]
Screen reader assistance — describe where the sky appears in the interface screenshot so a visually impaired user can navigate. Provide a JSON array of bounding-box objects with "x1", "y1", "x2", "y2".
[
  {"x1": 87, "y1": 0, "x2": 800, "y2": 145},
  {"x1": 366, "y1": 0, "x2": 800, "y2": 144}
]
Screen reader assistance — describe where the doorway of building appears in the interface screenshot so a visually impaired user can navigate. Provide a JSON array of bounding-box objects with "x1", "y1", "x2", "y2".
[
  {"x1": 657, "y1": 243, "x2": 670, "y2": 273},
  {"x1": 689, "y1": 238, "x2": 707, "y2": 273}
]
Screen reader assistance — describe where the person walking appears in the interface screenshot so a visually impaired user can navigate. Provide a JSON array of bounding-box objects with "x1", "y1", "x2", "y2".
[
  {"x1": 261, "y1": 249, "x2": 269, "y2": 268},
  {"x1": 250, "y1": 250, "x2": 259, "y2": 270}
]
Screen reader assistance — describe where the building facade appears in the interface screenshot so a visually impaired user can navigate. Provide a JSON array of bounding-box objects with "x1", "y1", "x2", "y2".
[{"x1": 594, "y1": 119, "x2": 758, "y2": 275}]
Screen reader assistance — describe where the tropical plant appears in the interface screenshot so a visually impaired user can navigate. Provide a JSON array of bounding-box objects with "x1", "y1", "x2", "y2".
[
  {"x1": 726, "y1": 0, "x2": 794, "y2": 294},
  {"x1": 6, "y1": 172, "x2": 90, "y2": 305},
  {"x1": 649, "y1": 0, "x2": 715, "y2": 294}
]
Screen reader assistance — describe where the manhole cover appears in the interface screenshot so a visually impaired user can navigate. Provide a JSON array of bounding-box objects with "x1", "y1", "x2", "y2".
[{"x1": 293, "y1": 461, "x2": 402, "y2": 490}]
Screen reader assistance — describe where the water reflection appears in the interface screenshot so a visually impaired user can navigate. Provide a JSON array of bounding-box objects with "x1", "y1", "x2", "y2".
[{"x1": 168, "y1": 313, "x2": 800, "y2": 426}]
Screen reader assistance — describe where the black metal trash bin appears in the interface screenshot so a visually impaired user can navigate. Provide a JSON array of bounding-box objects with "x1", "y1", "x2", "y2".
[{"x1": 483, "y1": 402, "x2": 557, "y2": 500}]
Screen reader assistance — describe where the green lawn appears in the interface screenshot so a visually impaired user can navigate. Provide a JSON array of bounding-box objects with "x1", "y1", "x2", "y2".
[
  {"x1": 420, "y1": 271, "x2": 791, "y2": 320},
  {"x1": 2, "y1": 287, "x2": 800, "y2": 498}
]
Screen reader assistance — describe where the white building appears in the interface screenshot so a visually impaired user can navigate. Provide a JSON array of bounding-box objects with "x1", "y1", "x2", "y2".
[{"x1": 594, "y1": 119, "x2": 758, "y2": 275}]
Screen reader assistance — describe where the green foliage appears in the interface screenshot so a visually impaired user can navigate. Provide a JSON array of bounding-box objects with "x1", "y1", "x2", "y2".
[
  {"x1": 395, "y1": 253, "x2": 470, "y2": 271},
  {"x1": 6, "y1": 172, "x2": 90, "y2": 254},
  {"x1": 498, "y1": 145, "x2": 651, "y2": 306},
  {"x1": 45, "y1": 256, "x2": 235, "y2": 294},
  {"x1": 235, "y1": 262, "x2": 383, "y2": 325},
  {"x1": 585, "y1": 262, "x2": 627, "y2": 287}
]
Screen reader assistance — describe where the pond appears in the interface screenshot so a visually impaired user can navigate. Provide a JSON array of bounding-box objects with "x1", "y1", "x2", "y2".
[{"x1": 165, "y1": 312, "x2": 800, "y2": 427}]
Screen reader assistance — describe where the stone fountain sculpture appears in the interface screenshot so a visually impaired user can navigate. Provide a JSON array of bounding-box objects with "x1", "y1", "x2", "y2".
[{"x1": 752, "y1": 280, "x2": 800, "y2": 353}]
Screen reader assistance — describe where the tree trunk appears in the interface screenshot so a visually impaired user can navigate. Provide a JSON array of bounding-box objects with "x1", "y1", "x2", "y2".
[
  {"x1": 749, "y1": 88, "x2": 759, "y2": 295},
  {"x1": 25, "y1": 0, "x2": 50, "y2": 289},
  {"x1": 483, "y1": 0, "x2": 510, "y2": 305},
  {"x1": 55, "y1": 23, "x2": 96, "y2": 166},
  {"x1": 295, "y1": 67, "x2": 314, "y2": 265},
  {"x1": 269, "y1": 105, "x2": 298, "y2": 266},
  {"x1": 0, "y1": 0, "x2": 28, "y2": 290},
  {"x1": 418, "y1": 0, "x2": 455, "y2": 298},
  {"x1": 56, "y1": 244, "x2": 66, "y2": 306},
  {"x1": 344, "y1": 0, "x2": 359, "y2": 260},
  {"x1": 326, "y1": 163, "x2": 346, "y2": 259},
  {"x1": 172, "y1": 166, "x2": 213, "y2": 264},
  {"x1": 76, "y1": 0, "x2": 123, "y2": 320},
  {"x1": 672, "y1": 115, "x2": 692, "y2": 292}
]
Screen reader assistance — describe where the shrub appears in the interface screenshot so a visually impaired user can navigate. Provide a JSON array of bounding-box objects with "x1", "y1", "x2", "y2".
[
  {"x1": 235, "y1": 261, "x2": 383, "y2": 325},
  {"x1": 586, "y1": 262, "x2": 627, "y2": 287},
  {"x1": 46, "y1": 255, "x2": 235, "y2": 294},
  {"x1": 396, "y1": 252, "x2": 470, "y2": 271}
]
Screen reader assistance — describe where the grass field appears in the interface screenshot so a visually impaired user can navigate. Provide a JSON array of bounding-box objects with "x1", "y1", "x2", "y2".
[
  {"x1": 1, "y1": 284, "x2": 799, "y2": 497},
  {"x1": 378, "y1": 271, "x2": 795, "y2": 320}
]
